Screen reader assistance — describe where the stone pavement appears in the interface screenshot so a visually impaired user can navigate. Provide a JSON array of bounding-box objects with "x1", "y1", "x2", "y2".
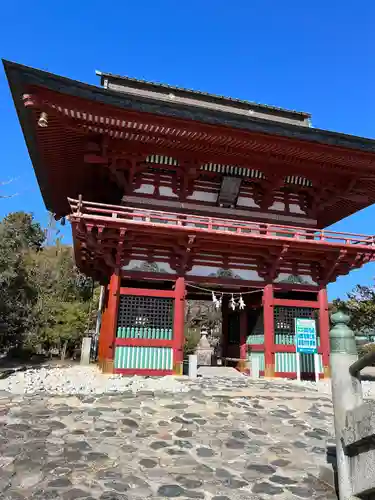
[{"x1": 0, "y1": 378, "x2": 337, "y2": 499}]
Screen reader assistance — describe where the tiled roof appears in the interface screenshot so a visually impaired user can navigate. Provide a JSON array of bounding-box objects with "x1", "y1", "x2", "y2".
[{"x1": 96, "y1": 70, "x2": 311, "y2": 119}]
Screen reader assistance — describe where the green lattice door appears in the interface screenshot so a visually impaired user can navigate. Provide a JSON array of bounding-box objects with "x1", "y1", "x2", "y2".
[{"x1": 114, "y1": 294, "x2": 174, "y2": 375}]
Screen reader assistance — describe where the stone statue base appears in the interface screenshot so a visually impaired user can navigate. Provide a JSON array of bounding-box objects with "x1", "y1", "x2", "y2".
[{"x1": 196, "y1": 332, "x2": 213, "y2": 366}]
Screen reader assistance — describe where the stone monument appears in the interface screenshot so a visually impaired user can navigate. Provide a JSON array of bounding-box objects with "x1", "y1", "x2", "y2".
[{"x1": 196, "y1": 327, "x2": 213, "y2": 366}]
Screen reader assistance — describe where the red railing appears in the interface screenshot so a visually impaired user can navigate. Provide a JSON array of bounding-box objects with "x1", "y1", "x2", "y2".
[{"x1": 68, "y1": 197, "x2": 375, "y2": 249}]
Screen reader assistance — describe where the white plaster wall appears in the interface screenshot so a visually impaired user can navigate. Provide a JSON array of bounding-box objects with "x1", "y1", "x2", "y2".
[
  {"x1": 122, "y1": 196, "x2": 317, "y2": 226},
  {"x1": 122, "y1": 260, "x2": 175, "y2": 274},
  {"x1": 236, "y1": 196, "x2": 258, "y2": 208},
  {"x1": 159, "y1": 186, "x2": 178, "y2": 198},
  {"x1": 187, "y1": 191, "x2": 218, "y2": 202},
  {"x1": 275, "y1": 273, "x2": 317, "y2": 285},
  {"x1": 134, "y1": 183, "x2": 155, "y2": 194},
  {"x1": 186, "y1": 266, "x2": 261, "y2": 281},
  {"x1": 269, "y1": 201, "x2": 285, "y2": 211},
  {"x1": 289, "y1": 203, "x2": 305, "y2": 214}
]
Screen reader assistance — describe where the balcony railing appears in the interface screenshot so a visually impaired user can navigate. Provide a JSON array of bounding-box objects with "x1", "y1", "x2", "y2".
[{"x1": 68, "y1": 197, "x2": 375, "y2": 249}]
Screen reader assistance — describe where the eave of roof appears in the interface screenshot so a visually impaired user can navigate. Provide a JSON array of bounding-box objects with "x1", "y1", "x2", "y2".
[
  {"x1": 96, "y1": 70, "x2": 311, "y2": 119},
  {"x1": 3, "y1": 59, "x2": 375, "y2": 154}
]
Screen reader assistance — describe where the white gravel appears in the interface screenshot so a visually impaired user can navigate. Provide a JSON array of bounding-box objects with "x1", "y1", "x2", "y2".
[
  {"x1": 1, "y1": 365, "x2": 375, "y2": 398},
  {"x1": 0, "y1": 365, "x2": 189, "y2": 395},
  {"x1": 272, "y1": 377, "x2": 375, "y2": 399}
]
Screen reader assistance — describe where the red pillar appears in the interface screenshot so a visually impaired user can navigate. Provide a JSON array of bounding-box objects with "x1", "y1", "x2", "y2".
[
  {"x1": 221, "y1": 296, "x2": 229, "y2": 359},
  {"x1": 263, "y1": 284, "x2": 275, "y2": 377},
  {"x1": 173, "y1": 277, "x2": 185, "y2": 375},
  {"x1": 100, "y1": 270, "x2": 120, "y2": 373},
  {"x1": 238, "y1": 309, "x2": 248, "y2": 372},
  {"x1": 318, "y1": 288, "x2": 330, "y2": 378},
  {"x1": 98, "y1": 287, "x2": 109, "y2": 365}
]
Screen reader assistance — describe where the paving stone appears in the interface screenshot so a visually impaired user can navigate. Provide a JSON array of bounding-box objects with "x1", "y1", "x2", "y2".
[
  {"x1": 3, "y1": 491, "x2": 27, "y2": 500},
  {"x1": 182, "y1": 490, "x2": 205, "y2": 499},
  {"x1": 246, "y1": 464, "x2": 276, "y2": 475},
  {"x1": 139, "y1": 458, "x2": 157, "y2": 468},
  {"x1": 0, "y1": 376, "x2": 339, "y2": 500},
  {"x1": 196, "y1": 447, "x2": 215, "y2": 457},
  {"x1": 248, "y1": 427, "x2": 267, "y2": 435},
  {"x1": 99, "y1": 493, "x2": 129, "y2": 500},
  {"x1": 269, "y1": 474, "x2": 298, "y2": 485},
  {"x1": 231, "y1": 430, "x2": 248, "y2": 439},
  {"x1": 171, "y1": 416, "x2": 190, "y2": 424},
  {"x1": 121, "y1": 419, "x2": 139, "y2": 429},
  {"x1": 157, "y1": 484, "x2": 184, "y2": 497},
  {"x1": 252, "y1": 482, "x2": 284, "y2": 494},
  {"x1": 175, "y1": 476, "x2": 203, "y2": 489},
  {"x1": 31, "y1": 490, "x2": 61, "y2": 500},
  {"x1": 150, "y1": 441, "x2": 169, "y2": 450},
  {"x1": 48, "y1": 477, "x2": 73, "y2": 488},
  {"x1": 225, "y1": 439, "x2": 245, "y2": 449},
  {"x1": 86, "y1": 452, "x2": 109, "y2": 461},
  {"x1": 62, "y1": 489, "x2": 90, "y2": 499},
  {"x1": 270, "y1": 459, "x2": 291, "y2": 467},
  {"x1": 175, "y1": 429, "x2": 193, "y2": 438},
  {"x1": 166, "y1": 448, "x2": 187, "y2": 456},
  {"x1": 174, "y1": 439, "x2": 193, "y2": 449},
  {"x1": 293, "y1": 440, "x2": 308, "y2": 448},
  {"x1": 104, "y1": 480, "x2": 130, "y2": 492},
  {"x1": 69, "y1": 441, "x2": 92, "y2": 451},
  {"x1": 287, "y1": 485, "x2": 316, "y2": 497}
]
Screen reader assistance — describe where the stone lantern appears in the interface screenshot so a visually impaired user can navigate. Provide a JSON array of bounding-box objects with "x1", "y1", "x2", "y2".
[{"x1": 196, "y1": 326, "x2": 213, "y2": 366}]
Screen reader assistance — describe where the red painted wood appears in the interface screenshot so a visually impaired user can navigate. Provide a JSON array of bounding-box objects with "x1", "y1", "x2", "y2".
[
  {"x1": 121, "y1": 271, "x2": 319, "y2": 292},
  {"x1": 173, "y1": 277, "x2": 185, "y2": 367},
  {"x1": 273, "y1": 372, "x2": 324, "y2": 379},
  {"x1": 98, "y1": 286, "x2": 109, "y2": 362},
  {"x1": 239, "y1": 310, "x2": 247, "y2": 360},
  {"x1": 273, "y1": 298, "x2": 319, "y2": 308},
  {"x1": 221, "y1": 296, "x2": 229, "y2": 358},
  {"x1": 247, "y1": 344, "x2": 324, "y2": 354},
  {"x1": 246, "y1": 344, "x2": 265, "y2": 352},
  {"x1": 104, "y1": 271, "x2": 120, "y2": 361},
  {"x1": 69, "y1": 198, "x2": 375, "y2": 247},
  {"x1": 33, "y1": 86, "x2": 366, "y2": 159},
  {"x1": 28, "y1": 83, "x2": 375, "y2": 231},
  {"x1": 247, "y1": 371, "x2": 324, "y2": 379},
  {"x1": 318, "y1": 288, "x2": 330, "y2": 369},
  {"x1": 115, "y1": 338, "x2": 174, "y2": 347},
  {"x1": 119, "y1": 287, "x2": 175, "y2": 298},
  {"x1": 272, "y1": 345, "x2": 324, "y2": 354},
  {"x1": 113, "y1": 369, "x2": 173, "y2": 376},
  {"x1": 263, "y1": 284, "x2": 275, "y2": 375}
]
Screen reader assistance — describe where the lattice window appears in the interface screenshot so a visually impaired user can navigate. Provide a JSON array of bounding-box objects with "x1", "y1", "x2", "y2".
[
  {"x1": 117, "y1": 295, "x2": 173, "y2": 340},
  {"x1": 228, "y1": 313, "x2": 240, "y2": 345},
  {"x1": 274, "y1": 306, "x2": 319, "y2": 345}
]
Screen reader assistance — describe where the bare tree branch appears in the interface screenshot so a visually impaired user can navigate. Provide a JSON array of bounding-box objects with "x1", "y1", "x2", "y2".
[{"x1": 1, "y1": 178, "x2": 20, "y2": 199}]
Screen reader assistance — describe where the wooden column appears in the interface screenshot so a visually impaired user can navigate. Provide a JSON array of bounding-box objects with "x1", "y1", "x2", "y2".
[
  {"x1": 98, "y1": 287, "x2": 109, "y2": 367},
  {"x1": 102, "y1": 270, "x2": 120, "y2": 373},
  {"x1": 263, "y1": 284, "x2": 275, "y2": 377},
  {"x1": 221, "y1": 296, "x2": 229, "y2": 359},
  {"x1": 318, "y1": 288, "x2": 331, "y2": 378},
  {"x1": 238, "y1": 309, "x2": 248, "y2": 372},
  {"x1": 173, "y1": 277, "x2": 185, "y2": 375}
]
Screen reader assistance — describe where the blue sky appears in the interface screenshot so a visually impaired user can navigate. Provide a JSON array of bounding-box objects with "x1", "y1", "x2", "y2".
[{"x1": 0, "y1": 0, "x2": 374, "y2": 299}]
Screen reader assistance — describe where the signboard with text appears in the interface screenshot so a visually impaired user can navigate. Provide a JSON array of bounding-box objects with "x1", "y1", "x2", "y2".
[{"x1": 294, "y1": 318, "x2": 317, "y2": 354}]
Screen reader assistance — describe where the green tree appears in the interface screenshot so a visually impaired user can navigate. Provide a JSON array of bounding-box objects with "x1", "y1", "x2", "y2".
[
  {"x1": 26, "y1": 244, "x2": 94, "y2": 359},
  {"x1": 0, "y1": 211, "x2": 95, "y2": 360},
  {"x1": 0, "y1": 212, "x2": 45, "y2": 350},
  {"x1": 333, "y1": 284, "x2": 375, "y2": 333}
]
